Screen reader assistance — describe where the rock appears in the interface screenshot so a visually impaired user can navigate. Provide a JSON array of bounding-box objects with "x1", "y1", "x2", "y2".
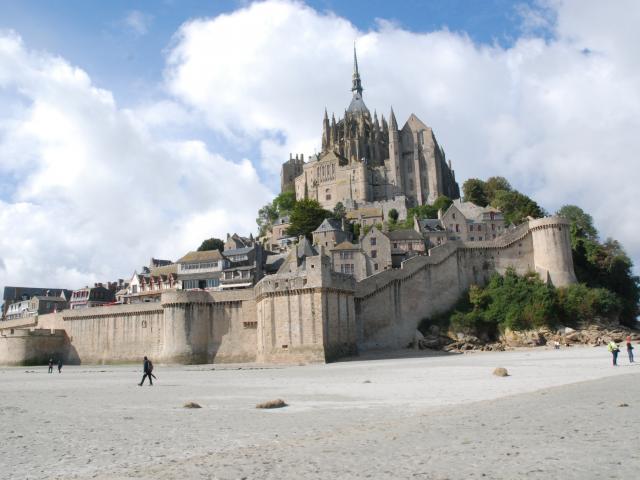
[
  {"x1": 183, "y1": 402, "x2": 201, "y2": 409},
  {"x1": 564, "y1": 327, "x2": 576, "y2": 334},
  {"x1": 618, "y1": 403, "x2": 629, "y2": 407},
  {"x1": 493, "y1": 367, "x2": 509, "y2": 377},
  {"x1": 256, "y1": 399, "x2": 287, "y2": 409}
]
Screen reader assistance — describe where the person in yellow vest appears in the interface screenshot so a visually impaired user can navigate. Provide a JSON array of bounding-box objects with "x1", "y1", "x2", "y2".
[{"x1": 607, "y1": 340, "x2": 620, "y2": 366}]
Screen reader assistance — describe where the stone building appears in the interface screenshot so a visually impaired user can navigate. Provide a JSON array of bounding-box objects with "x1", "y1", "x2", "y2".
[
  {"x1": 285, "y1": 47, "x2": 460, "y2": 215},
  {"x1": 126, "y1": 264, "x2": 178, "y2": 303},
  {"x1": 69, "y1": 285, "x2": 116, "y2": 310},
  {"x1": 2, "y1": 287, "x2": 72, "y2": 320},
  {"x1": 330, "y1": 241, "x2": 367, "y2": 281},
  {"x1": 360, "y1": 226, "x2": 392, "y2": 275},
  {"x1": 441, "y1": 199, "x2": 505, "y2": 242},
  {"x1": 312, "y1": 218, "x2": 352, "y2": 249},
  {"x1": 177, "y1": 250, "x2": 227, "y2": 290}
]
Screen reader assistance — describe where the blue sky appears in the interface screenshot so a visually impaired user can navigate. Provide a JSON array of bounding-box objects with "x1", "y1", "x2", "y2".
[
  {"x1": 0, "y1": 0, "x2": 638, "y2": 289},
  {"x1": 0, "y1": 0, "x2": 537, "y2": 106}
]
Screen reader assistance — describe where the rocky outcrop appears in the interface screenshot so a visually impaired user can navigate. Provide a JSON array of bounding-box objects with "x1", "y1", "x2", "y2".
[{"x1": 414, "y1": 317, "x2": 640, "y2": 353}]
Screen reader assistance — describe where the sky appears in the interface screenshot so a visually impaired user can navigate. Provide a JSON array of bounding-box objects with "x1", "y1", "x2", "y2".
[{"x1": 0, "y1": 0, "x2": 638, "y2": 291}]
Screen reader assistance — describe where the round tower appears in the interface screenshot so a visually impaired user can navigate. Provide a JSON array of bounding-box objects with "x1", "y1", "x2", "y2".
[{"x1": 530, "y1": 217, "x2": 577, "y2": 287}]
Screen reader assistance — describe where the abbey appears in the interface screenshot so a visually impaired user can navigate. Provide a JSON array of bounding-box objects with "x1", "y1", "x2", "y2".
[{"x1": 281, "y1": 48, "x2": 460, "y2": 212}]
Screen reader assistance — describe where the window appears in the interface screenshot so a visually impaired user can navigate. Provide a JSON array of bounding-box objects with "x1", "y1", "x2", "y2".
[
  {"x1": 340, "y1": 251, "x2": 353, "y2": 260},
  {"x1": 371, "y1": 250, "x2": 377, "y2": 258},
  {"x1": 183, "y1": 279, "x2": 199, "y2": 289},
  {"x1": 340, "y1": 264, "x2": 354, "y2": 275},
  {"x1": 470, "y1": 237, "x2": 475, "y2": 241},
  {"x1": 206, "y1": 279, "x2": 219, "y2": 288},
  {"x1": 479, "y1": 236, "x2": 483, "y2": 241},
  {"x1": 326, "y1": 194, "x2": 331, "y2": 201},
  {"x1": 455, "y1": 224, "x2": 460, "y2": 233},
  {"x1": 469, "y1": 225, "x2": 473, "y2": 232},
  {"x1": 452, "y1": 213, "x2": 456, "y2": 219},
  {"x1": 370, "y1": 237, "x2": 377, "y2": 246},
  {"x1": 491, "y1": 224, "x2": 495, "y2": 231},
  {"x1": 374, "y1": 263, "x2": 379, "y2": 271},
  {"x1": 393, "y1": 243, "x2": 398, "y2": 248},
  {"x1": 243, "y1": 321, "x2": 257, "y2": 329}
]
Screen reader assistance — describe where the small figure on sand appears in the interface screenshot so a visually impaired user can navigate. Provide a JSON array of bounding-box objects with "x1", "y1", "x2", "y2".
[
  {"x1": 607, "y1": 340, "x2": 620, "y2": 366},
  {"x1": 554, "y1": 340, "x2": 560, "y2": 350},
  {"x1": 57, "y1": 358, "x2": 63, "y2": 373},
  {"x1": 48, "y1": 358, "x2": 53, "y2": 374},
  {"x1": 626, "y1": 336, "x2": 634, "y2": 363},
  {"x1": 138, "y1": 356, "x2": 154, "y2": 386}
]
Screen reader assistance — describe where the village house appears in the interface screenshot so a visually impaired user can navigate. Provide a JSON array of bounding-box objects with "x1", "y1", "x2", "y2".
[
  {"x1": 69, "y1": 285, "x2": 116, "y2": 310},
  {"x1": 441, "y1": 199, "x2": 505, "y2": 241},
  {"x1": 177, "y1": 250, "x2": 228, "y2": 290},
  {"x1": 312, "y1": 218, "x2": 352, "y2": 249},
  {"x1": 2, "y1": 287, "x2": 72, "y2": 320}
]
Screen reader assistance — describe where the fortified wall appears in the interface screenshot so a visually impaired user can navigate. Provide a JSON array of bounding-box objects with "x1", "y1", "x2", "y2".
[{"x1": 0, "y1": 217, "x2": 575, "y2": 365}]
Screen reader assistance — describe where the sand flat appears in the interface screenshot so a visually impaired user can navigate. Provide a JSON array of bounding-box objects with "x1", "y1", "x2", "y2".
[{"x1": 1, "y1": 346, "x2": 638, "y2": 479}]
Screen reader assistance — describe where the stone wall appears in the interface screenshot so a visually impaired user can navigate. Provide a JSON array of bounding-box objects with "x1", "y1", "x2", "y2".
[
  {"x1": 0, "y1": 328, "x2": 68, "y2": 366},
  {"x1": 354, "y1": 217, "x2": 575, "y2": 350},
  {"x1": 0, "y1": 217, "x2": 575, "y2": 366}
]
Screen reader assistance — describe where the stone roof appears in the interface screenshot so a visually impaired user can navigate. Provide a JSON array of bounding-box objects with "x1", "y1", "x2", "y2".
[
  {"x1": 347, "y1": 92, "x2": 369, "y2": 114},
  {"x1": 451, "y1": 199, "x2": 501, "y2": 222},
  {"x1": 332, "y1": 241, "x2": 360, "y2": 250},
  {"x1": 387, "y1": 229, "x2": 424, "y2": 241},
  {"x1": 313, "y1": 218, "x2": 342, "y2": 233},
  {"x1": 223, "y1": 246, "x2": 254, "y2": 257},
  {"x1": 176, "y1": 250, "x2": 223, "y2": 263},
  {"x1": 149, "y1": 264, "x2": 177, "y2": 276}
]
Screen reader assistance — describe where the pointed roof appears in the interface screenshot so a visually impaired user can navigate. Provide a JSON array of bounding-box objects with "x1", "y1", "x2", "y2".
[
  {"x1": 348, "y1": 45, "x2": 369, "y2": 114},
  {"x1": 313, "y1": 218, "x2": 342, "y2": 233},
  {"x1": 389, "y1": 107, "x2": 398, "y2": 130}
]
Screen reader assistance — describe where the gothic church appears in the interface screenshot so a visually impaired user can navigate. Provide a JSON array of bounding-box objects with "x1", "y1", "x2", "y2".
[{"x1": 281, "y1": 48, "x2": 460, "y2": 213}]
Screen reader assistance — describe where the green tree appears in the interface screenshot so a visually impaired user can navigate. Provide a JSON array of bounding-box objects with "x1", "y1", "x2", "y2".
[
  {"x1": 332, "y1": 202, "x2": 347, "y2": 221},
  {"x1": 462, "y1": 178, "x2": 488, "y2": 206},
  {"x1": 432, "y1": 195, "x2": 453, "y2": 213},
  {"x1": 388, "y1": 208, "x2": 399, "y2": 224},
  {"x1": 491, "y1": 190, "x2": 544, "y2": 225},
  {"x1": 256, "y1": 191, "x2": 298, "y2": 237},
  {"x1": 272, "y1": 191, "x2": 297, "y2": 216},
  {"x1": 484, "y1": 176, "x2": 512, "y2": 201},
  {"x1": 557, "y1": 205, "x2": 598, "y2": 245},
  {"x1": 285, "y1": 199, "x2": 333, "y2": 240},
  {"x1": 197, "y1": 237, "x2": 224, "y2": 252}
]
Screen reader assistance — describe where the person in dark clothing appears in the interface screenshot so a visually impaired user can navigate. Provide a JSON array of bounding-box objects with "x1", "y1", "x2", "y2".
[
  {"x1": 138, "y1": 356, "x2": 153, "y2": 386},
  {"x1": 48, "y1": 358, "x2": 53, "y2": 374},
  {"x1": 57, "y1": 359, "x2": 63, "y2": 373},
  {"x1": 626, "y1": 335, "x2": 634, "y2": 363}
]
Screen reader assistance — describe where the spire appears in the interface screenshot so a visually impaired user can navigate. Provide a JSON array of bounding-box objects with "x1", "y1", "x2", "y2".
[
  {"x1": 351, "y1": 44, "x2": 363, "y2": 96},
  {"x1": 389, "y1": 107, "x2": 398, "y2": 130}
]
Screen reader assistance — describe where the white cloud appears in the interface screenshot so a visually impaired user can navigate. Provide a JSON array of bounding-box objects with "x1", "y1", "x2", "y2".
[
  {"x1": 165, "y1": 0, "x2": 640, "y2": 268},
  {"x1": 0, "y1": 32, "x2": 272, "y2": 290},
  {"x1": 124, "y1": 10, "x2": 153, "y2": 36}
]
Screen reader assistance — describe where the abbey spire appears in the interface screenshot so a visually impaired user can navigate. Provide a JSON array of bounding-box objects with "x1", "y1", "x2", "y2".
[
  {"x1": 347, "y1": 45, "x2": 369, "y2": 114},
  {"x1": 351, "y1": 44, "x2": 363, "y2": 96}
]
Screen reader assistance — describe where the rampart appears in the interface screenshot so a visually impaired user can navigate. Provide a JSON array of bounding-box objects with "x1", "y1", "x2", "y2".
[
  {"x1": 0, "y1": 217, "x2": 575, "y2": 365},
  {"x1": 354, "y1": 216, "x2": 576, "y2": 350}
]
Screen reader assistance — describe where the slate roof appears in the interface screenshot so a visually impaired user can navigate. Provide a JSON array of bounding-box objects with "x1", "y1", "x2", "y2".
[
  {"x1": 451, "y1": 199, "x2": 501, "y2": 222},
  {"x1": 419, "y1": 218, "x2": 446, "y2": 232},
  {"x1": 176, "y1": 250, "x2": 223, "y2": 263},
  {"x1": 223, "y1": 246, "x2": 254, "y2": 257},
  {"x1": 313, "y1": 218, "x2": 342, "y2": 233},
  {"x1": 3, "y1": 287, "x2": 72, "y2": 302}
]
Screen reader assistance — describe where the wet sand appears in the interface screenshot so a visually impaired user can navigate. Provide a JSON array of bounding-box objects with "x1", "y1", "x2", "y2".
[{"x1": 1, "y1": 346, "x2": 638, "y2": 479}]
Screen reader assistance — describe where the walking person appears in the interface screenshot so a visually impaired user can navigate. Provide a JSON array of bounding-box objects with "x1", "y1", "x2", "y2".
[
  {"x1": 57, "y1": 358, "x2": 63, "y2": 373},
  {"x1": 608, "y1": 340, "x2": 620, "y2": 366},
  {"x1": 626, "y1": 335, "x2": 634, "y2": 363},
  {"x1": 48, "y1": 358, "x2": 53, "y2": 374},
  {"x1": 138, "y1": 356, "x2": 153, "y2": 386}
]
